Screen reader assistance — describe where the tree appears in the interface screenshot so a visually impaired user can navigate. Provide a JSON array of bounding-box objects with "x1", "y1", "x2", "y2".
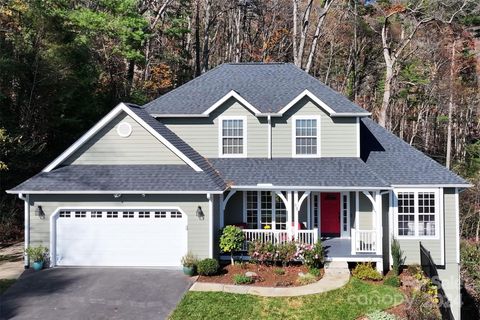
[{"x1": 219, "y1": 225, "x2": 245, "y2": 265}]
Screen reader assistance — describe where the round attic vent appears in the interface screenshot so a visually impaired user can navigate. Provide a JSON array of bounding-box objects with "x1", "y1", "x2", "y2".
[{"x1": 117, "y1": 122, "x2": 132, "y2": 137}]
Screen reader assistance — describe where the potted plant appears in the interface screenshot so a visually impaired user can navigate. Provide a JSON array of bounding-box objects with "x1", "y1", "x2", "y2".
[
  {"x1": 25, "y1": 245, "x2": 48, "y2": 271},
  {"x1": 181, "y1": 252, "x2": 198, "y2": 276}
]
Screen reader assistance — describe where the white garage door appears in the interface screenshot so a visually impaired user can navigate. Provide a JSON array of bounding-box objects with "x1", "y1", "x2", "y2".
[{"x1": 55, "y1": 209, "x2": 187, "y2": 267}]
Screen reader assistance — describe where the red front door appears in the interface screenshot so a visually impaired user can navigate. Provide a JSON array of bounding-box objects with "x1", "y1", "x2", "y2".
[{"x1": 320, "y1": 193, "x2": 341, "y2": 237}]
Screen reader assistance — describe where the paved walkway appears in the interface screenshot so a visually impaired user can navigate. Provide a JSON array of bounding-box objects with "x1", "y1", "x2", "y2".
[
  {"x1": 0, "y1": 242, "x2": 24, "y2": 280},
  {"x1": 190, "y1": 261, "x2": 350, "y2": 297}
]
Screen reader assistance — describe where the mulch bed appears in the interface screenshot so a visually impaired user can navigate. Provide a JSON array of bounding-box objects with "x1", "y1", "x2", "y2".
[{"x1": 197, "y1": 263, "x2": 324, "y2": 287}]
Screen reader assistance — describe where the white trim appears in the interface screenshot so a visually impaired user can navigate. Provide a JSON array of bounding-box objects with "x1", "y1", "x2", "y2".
[
  {"x1": 277, "y1": 89, "x2": 372, "y2": 117},
  {"x1": 356, "y1": 117, "x2": 360, "y2": 158},
  {"x1": 207, "y1": 193, "x2": 213, "y2": 258},
  {"x1": 391, "y1": 184, "x2": 472, "y2": 188},
  {"x1": 203, "y1": 90, "x2": 262, "y2": 116},
  {"x1": 152, "y1": 114, "x2": 210, "y2": 118},
  {"x1": 116, "y1": 121, "x2": 132, "y2": 137},
  {"x1": 42, "y1": 103, "x2": 202, "y2": 172},
  {"x1": 49, "y1": 205, "x2": 189, "y2": 267},
  {"x1": 439, "y1": 187, "x2": 445, "y2": 265},
  {"x1": 218, "y1": 115, "x2": 247, "y2": 158},
  {"x1": 325, "y1": 257, "x2": 382, "y2": 262},
  {"x1": 21, "y1": 194, "x2": 30, "y2": 267},
  {"x1": 455, "y1": 187, "x2": 460, "y2": 264},
  {"x1": 8, "y1": 190, "x2": 223, "y2": 195},
  {"x1": 267, "y1": 115, "x2": 272, "y2": 159},
  {"x1": 392, "y1": 188, "x2": 440, "y2": 240},
  {"x1": 231, "y1": 186, "x2": 390, "y2": 191},
  {"x1": 291, "y1": 115, "x2": 321, "y2": 158}
]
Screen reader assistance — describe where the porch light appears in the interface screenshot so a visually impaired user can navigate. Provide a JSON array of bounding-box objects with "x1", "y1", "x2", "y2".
[
  {"x1": 196, "y1": 206, "x2": 204, "y2": 220},
  {"x1": 35, "y1": 206, "x2": 45, "y2": 219}
]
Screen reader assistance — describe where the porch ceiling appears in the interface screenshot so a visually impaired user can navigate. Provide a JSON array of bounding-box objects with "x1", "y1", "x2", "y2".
[{"x1": 209, "y1": 158, "x2": 389, "y2": 189}]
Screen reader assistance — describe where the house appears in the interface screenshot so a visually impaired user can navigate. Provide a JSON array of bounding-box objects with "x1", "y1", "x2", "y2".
[{"x1": 7, "y1": 63, "x2": 469, "y2": 318}]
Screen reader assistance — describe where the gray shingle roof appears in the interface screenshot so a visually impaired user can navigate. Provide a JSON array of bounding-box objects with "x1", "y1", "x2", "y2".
[
  {"x1": 126, "y1": 104, "x2": 226, "y2": 189},
  {"x1": 209, "y1": 158, "x2": 389, "y2": 188},
  {"x1": 9, "y1": 165, "x2": 224, "y2": 192},
  {"x1": 361, "y1": 118, "x2": 469, "y2": 186},
  {"x1": 143, "y1": 63, "x2": 368, "y2": 115}
]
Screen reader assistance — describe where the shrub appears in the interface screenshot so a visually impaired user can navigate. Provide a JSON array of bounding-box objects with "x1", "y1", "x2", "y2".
[
  {"x1": 248, "y1": 241, "x2": 276, "y2": 264},
  {"x1": 384, "y1": 275, "x2": 401, "y2": 287},
  {"x1": 219, "y1": 226, "x2": 245, "y2": 265},
  {"x1": 299, "y1": 241, "x2": 325, "y2": 268},
  {"x1": 406, "y1": 291, "x2": 441, "y2": 320},
  {"x1": 391, "y1": 238, "x2": 406, "y2": 276},
  {"x1": 296, "y1": 273, "x2": 317, "y2": 285},
  {"x1": 273, "y1": 268, "x2": 285, "y2": 275},
  {"x1": 181, "y1": 252, "x2": 198, "y2": 268},
  {"x1": 367, "y1": 311, "x2": 398, "y2": 320},
  {"x1": 25, "y1": 245, "x2": 48, "y2": 262},
  {"x1": 276, "y1": 242, "x2": 297, "y2": 267},
  {"x1": 352, "y1": 263, "x2": 383, "y2": 281},
  {"x1": 233, "y1": 274, "x2": 253, "y2": 285},
  {"x1": 308, "y1": 267, "x2": 321, "y2": 277},
  {"x1": 197, "y1": 258, "x2": 219, "y2": 276}
]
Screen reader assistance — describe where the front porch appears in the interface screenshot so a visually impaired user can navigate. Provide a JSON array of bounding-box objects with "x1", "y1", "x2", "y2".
[{"x1": 220, "y1": 189, "x2": 386, "y2": 260}]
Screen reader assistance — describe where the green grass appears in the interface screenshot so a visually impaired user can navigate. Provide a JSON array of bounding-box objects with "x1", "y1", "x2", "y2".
[
  {"x1": 170, "y1": 278, "x2": 404, "y2": 320},
  {"x1": 0, "y1": 279, "x2": 16, "y2": 294}
]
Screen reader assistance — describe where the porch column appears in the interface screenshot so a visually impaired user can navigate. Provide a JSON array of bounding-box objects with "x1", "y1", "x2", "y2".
[
  {"x1": 293, "y1": 192, "x2": 299, "y2": 240},
  {"x1": 23, "y1": 194, "x2": 30, "y2": 268},
  {"x1": 375, "y1": 191, "x2": 383, "y2": 256},
  {"x1": 275, "y1": 191, "x2": 293, "y2": 240}
]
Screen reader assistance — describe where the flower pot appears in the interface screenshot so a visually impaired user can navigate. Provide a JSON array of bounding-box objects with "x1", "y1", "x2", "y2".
[
  {"x1": 32, "y1": 261, "x2": 44, "y2": 271},
  {"x1": 183, "y1": 266, "x2": 196, "y2": 276}
]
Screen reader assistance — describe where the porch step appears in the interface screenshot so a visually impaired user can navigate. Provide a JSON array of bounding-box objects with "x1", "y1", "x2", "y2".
[{"x1": 324, "y1": 261, "x2": 349, "y2": 270}]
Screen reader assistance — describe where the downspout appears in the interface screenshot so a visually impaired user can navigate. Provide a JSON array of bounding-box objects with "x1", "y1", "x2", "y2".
[
  {"x1": 18, "y1": 193, "x2": 30, "y2": 268},
  {"x1": 267, "y1": 115, "x2": 272, "y2": 159}
]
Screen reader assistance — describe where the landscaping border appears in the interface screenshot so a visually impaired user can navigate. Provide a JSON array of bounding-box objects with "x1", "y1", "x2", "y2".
[{"x1": 190, "y1": 265, "x2": 350, "y2": 297}]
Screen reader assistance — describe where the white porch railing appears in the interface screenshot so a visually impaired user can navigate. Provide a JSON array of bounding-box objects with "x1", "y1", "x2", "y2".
[
  {"x1": 355, "y1": 230, "x2": 376, "y2": 253},
  {"x1": 241, "y1": 228, "x2": 318, "y2": 250},
  {"x1": 296, "y1": 228, "x2": 319, "y2": 246}
]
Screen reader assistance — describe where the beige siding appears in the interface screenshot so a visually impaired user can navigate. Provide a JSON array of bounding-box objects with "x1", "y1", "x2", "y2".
[
  {"x1": 358, "y1": 192, "x2": 373, "y2": 230},
  {"x1": 28, "y1": 194, "x2": 211, "y2": 259},
  {"x1": 162, "y1": 98, "x2": 268, "y2": 158},
  {"x1": 64, "y1": 113, "x2": 184, "y2": 165},
  {"x1": 271, "y1": 97, "x2": 358, "y2": 157}
]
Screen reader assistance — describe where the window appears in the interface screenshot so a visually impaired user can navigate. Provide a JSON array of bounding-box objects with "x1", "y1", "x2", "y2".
[
  {"x1": 171, "y1": 211, "x2": 182, "y2": 218},
  {"x1": 91, "y1": 211, "x2": 103, "y2": 218},
  {"x1": 396, "y1": 190, "x2": 438, "y2": 238},
  {"x1": 139, "y1": 211, "x2": 150, "y2": 218},
  {"x1": 155, "y1": 211, "x2": 167, "y2": 218},
  {"x1": 293, "y1": 117, "x2": 319, "y2": 156},
  {"x1": 123, "y1": 211, "x2": 134, "y2": 218},
  {"x1": 75, "y1": 211, "x2": 86, "y2": 218},
  {"x1": 220, "y1": 117, "x2": 246, "y2": 156},
  {"x1": 246, "y1": 191, "x2": 258, "y2": 229},
  {"x1": 106, "y1": 211, "x2": 118, "y2": 218},
  {"x1": 59, "y1": 211, "x2": 71, "y2": 218},
  {"x1": 244, "y1": 191, "x2": 286, "y2": 230}
]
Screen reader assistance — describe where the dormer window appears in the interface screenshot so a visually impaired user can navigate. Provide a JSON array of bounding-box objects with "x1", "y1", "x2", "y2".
[
  {"x1": 293, "y1": 116, "x2": 320, "y2": 157},
  {"x1": 219, "y1": 116, "x2": 246, "y2": 157}
]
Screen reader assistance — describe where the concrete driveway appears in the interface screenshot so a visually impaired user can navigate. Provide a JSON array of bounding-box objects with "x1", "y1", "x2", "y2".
[{"x1": 0, "y1": 268, "x2": 193, "y2": 320}]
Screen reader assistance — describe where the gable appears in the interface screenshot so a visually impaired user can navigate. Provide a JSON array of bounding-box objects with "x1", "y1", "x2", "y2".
[
  {"x1": 271, "y1": 96, "x2": 359, "y2": 157},
  {"x1": 63, "y1": 112, "x2": 185, "y2": 165},
  {"x1": 162, "y1": 97, "x2": 268, "y2": 158}
]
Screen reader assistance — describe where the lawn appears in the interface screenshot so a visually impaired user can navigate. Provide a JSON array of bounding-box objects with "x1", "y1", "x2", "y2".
[
  {"x1": 170, "y1": 278, "x2": 404, "y2": 320},
  {"x1": 0, "y1": 279, "x2": 16, "y2": 294}
]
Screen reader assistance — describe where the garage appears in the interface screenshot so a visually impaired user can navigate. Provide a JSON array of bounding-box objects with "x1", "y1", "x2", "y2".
[{"x1": 53, "y1": 208, "x2": 188, "y2": 267}]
